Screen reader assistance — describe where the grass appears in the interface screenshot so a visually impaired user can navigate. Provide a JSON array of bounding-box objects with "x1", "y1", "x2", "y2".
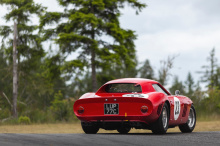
[{"x1": 0, "y1": 120, "x2": 220, "y2": 133}]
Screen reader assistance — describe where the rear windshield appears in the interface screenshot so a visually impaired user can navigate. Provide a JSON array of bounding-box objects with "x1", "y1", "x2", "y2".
[{"x1": 105, "y1": 83, "x2": 142, "y2": 93}]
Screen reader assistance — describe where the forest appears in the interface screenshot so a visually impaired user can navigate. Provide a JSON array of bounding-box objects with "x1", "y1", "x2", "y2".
[{"x1": 0, "y1": 0, "x2": 220, "y2": 124}]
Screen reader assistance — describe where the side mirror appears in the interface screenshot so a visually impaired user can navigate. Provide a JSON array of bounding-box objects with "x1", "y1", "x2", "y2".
[{"x1": 175, "y1": 90, "x2": 180, "y2": 96}]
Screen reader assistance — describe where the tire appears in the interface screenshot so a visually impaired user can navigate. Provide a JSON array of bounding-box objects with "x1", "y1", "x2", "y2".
[
  {"x1": 117, "y1": 125, "x2": 131, "y2": 134},
  {"x1": 179, "y1": 104, "x2": 196, "y2": 133},
  {"x1": 152, "y1": 102, "x2": 169, "y2": 134},
  {"x1": 81, "y1": 122, "x2": 99, "y2": 134}
]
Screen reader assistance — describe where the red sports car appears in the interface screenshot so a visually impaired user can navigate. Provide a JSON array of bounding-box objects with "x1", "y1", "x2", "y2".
[{"x1": 73, "y1": 78, "x2": 196, "y2": 134}]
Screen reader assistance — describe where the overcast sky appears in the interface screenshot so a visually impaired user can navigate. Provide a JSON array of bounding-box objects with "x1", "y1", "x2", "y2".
[{"x1": 1, "y1": 0, "x2": 220, "y2": 88}]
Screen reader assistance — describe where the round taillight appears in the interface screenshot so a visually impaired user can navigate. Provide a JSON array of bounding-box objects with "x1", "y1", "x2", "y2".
[
  {"x1": 78, "y1": 106, "x2": 84, "y2": 114},
  {"x1": 141, "y1": 106, "x2": 148, "y2": 113}
]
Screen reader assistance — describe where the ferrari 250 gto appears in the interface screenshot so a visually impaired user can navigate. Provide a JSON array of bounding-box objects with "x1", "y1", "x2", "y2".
[{"x1": 73, "y1": 78, "x2": 196, "y2": 134}]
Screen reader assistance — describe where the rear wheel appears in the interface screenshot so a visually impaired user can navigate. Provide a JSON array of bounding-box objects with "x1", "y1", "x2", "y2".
[
  {"x1": 117, "y1": 125, "x2": 131, "y2": 134},
  {"x1": 179, "y1": 105, "x2": 196, "y2": 133},
  {"x1": 81, "y1": 122, "x2": 99, "y2": 134},
  {"x1": 152, "y1": 102, "x2": 169, "y2": 134}
]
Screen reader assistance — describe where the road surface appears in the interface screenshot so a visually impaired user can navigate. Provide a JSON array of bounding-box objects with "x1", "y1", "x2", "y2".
[{"x1": 0, "y1": 132, "x2": 219, "y2": 146}]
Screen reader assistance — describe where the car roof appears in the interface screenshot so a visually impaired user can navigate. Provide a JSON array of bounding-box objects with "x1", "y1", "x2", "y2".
[{"x1": 105, "y1": 78, "x2": 159, "y2": 85}]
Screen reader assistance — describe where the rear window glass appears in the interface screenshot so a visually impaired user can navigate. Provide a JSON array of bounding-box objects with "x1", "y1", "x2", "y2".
[{"x1": 105, "y1": 83, "x2": 142, "y2": 93}]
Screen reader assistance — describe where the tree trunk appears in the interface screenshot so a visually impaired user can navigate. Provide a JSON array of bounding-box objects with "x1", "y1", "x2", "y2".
[
  {"x1": 13, "y1": 21, "x2": 18, "y2": 118},
  {"x1": 91, "y1": 43, "x2": 97, "y2": 92},
  {"x1": 90, "y1": 1, "x2": 97, "y2": 92}
]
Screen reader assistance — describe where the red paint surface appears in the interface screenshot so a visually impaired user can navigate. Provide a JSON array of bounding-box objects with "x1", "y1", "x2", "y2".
[{"x1": 73, "y1": 78, "x2": 193, "y2": 126}]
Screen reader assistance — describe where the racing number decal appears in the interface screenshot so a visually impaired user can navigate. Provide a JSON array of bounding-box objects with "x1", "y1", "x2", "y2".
[
  {"x1": 175, "y1": 101, "x2": 180, "y2": 115},
  {"x1": 174, "y1": 97, "x2": 180, "y2": 120}
]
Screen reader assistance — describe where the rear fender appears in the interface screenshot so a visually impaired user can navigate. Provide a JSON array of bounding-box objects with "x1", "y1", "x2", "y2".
[
  {"x1": 147, "y1": 92, "x2": 170, "y2": 122},
  {"x1": 79, "y1": 93, "x2": 95, "y2": 99},
  {"x1": 168, "y1": 95, "x2": 193, "y2": 126}
]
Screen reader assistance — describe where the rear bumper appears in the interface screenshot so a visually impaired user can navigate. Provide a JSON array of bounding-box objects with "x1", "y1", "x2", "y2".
[
  {"x1": 81, "y1": 121, "x2": 152, "y2": 130},
  {"x1": 77, "y1": 114, "x2": 156, "y2": 124}
]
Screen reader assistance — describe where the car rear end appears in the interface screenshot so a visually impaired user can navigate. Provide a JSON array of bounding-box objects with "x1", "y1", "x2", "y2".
[
  {"x1": 74, "y1": 83, "x2": 160, "y2": 130},
  {"x1": 74, "y1": 82, "x2": 165, "y2": 133},
  {"x1": 74, "y1": 95, "x2": 155, "y2": 131},
  {"x1": 74, "y1": 95, "x2": 153, "y2": 122}
]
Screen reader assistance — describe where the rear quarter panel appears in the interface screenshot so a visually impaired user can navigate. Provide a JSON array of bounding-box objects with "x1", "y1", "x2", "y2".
[
  {"x1": 168, "y1": 95, "x2": 193, "y2": 126},
  {"x1": 147, "y1": 92, "x2": 168, "y2": 121}
]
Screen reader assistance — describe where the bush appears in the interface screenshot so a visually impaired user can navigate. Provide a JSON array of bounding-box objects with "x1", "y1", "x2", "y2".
[
  {"x1": 50, "y1": 91, "x2": 70, "y2": 121},
  {"x1": 26, "y1": 109, "x2": 55, "y2": 123},
  {"x1": 0, "y1": 108, "x2": 11, "y2": 120},
  {"x1": 18, "y1": 116, "x2": 31, "y2": 124}
]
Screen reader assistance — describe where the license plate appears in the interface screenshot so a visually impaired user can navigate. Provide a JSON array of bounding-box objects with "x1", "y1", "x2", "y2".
[{"x1": 104, "y1": 103, "x2": 119, "y2": 115}]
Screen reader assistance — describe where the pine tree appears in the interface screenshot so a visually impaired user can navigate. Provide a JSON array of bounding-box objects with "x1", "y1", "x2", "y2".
[
  {"x1": 139, "y1": 59, "x2": 154, "y2": 79},
  {"x1": 199, "y1": 48, "x2": 218, "y2": 89},
  {"x1": 40, "y1": 0, "x2": 146, "y2": 92},
  {"x1": 169, "y1": 76, "x2": 185, "y2": 95},
  {"x1": 214, "y1": 67, "x2": 220, "y2": 88},
  {"x1": 0, "y1": 0, "x2": 46, "y2": 117},
  {"x1": 0, "y1": 46, "x2": 13, "y2": 119},
  {"x1": 185, "y1": 72, "x2": 195, "y2": 96}
]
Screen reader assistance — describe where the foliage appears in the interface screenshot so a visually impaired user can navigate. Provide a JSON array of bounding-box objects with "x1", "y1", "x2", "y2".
[
  {"x1": 1, "y1": 1, "x2": 220, "y2": 123},
  {"x1": 199, "y1": 48, "x2": 218, "y2": 89},
  {"x1": 139, "y1": 59, "x2": 154, "y2": 79},
  {"x1": 0, "y1": 0, "x2": 52, "y2": 117},
  {"x1": 169, "y1": 76, "x2": 185, "y2": 95},
  {"x1": 189, "y1": 48, "x2": 220, "y2": 118},
  {"x1": 0, "y1": 48, "x2": 13, "y2": 116},
  {"x1": 0, "y1": 0, "x2": 45, "y2": 60},
  {"x1": 0, "y1": 0, "x2": 145, "y2": 123},
  {"x1": 40, "y1": 0, "x2": 146, "y2": 92},
  {"x1": 18, "y1": 116, "x2": 31, "y2": 125},
  {"x1": 184, "y1": 72, "x2": 195, "y2": 96},
  {"x1": 158, "y1": 56, "x2": 176, "y2": 85},
  {"x1": 0, "y1": 108, "x2": 11, "y2": 120},
  {"x1": 50, "y1": 91, "x2": 70, "y2": 121}
]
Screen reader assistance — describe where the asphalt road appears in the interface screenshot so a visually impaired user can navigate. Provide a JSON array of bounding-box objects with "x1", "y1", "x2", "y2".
[{"x1": 0, "y1": 132, "x2": 220, "y2": 146}]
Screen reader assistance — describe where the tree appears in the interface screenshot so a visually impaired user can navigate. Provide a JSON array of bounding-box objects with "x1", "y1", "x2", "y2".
[
  {"x1": 199, "y1": 48, "x2": 218, "y2": 89},
  {"x1": 69, "y1": 59, "x2": 138, "y2": 99},
  {"x1": 139, "y1": 59, "x2": 154, "y2": 79},
  {"x1": 40, "y1": 0, "x2": 146, "y2": 92},
  {"x1": 185, "y1": 72, "x2": 195, "y2": 96},
  {"x1": 0, "y1": 45, "x2": 13, "y2": 119},
  {"x1": 158, "y1": 55, "x2": 176, "y2": 85},
  {"x1": 0, "y1": 0, "x2": 46, "y2": 117},
  {"x1": 214, "y1": 67, "x2": 220, "y2": 88},
  {"x1": 169, "y1": 76, "x2": 185, "y2": 95},
  {"x1": 191, "y1": 81, "x2": 203, "y2": 108},
  {"x1": 12, "y1": 21, "x2": 18, "y2": 118},
  {"x1": 50, "y1": 90, "x2": 70, "y2": 121}
]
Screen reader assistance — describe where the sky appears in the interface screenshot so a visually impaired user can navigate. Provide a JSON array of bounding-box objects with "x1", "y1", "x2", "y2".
[{"x1": 1, "y1": 0, "x2": 220, "y2": 89}]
